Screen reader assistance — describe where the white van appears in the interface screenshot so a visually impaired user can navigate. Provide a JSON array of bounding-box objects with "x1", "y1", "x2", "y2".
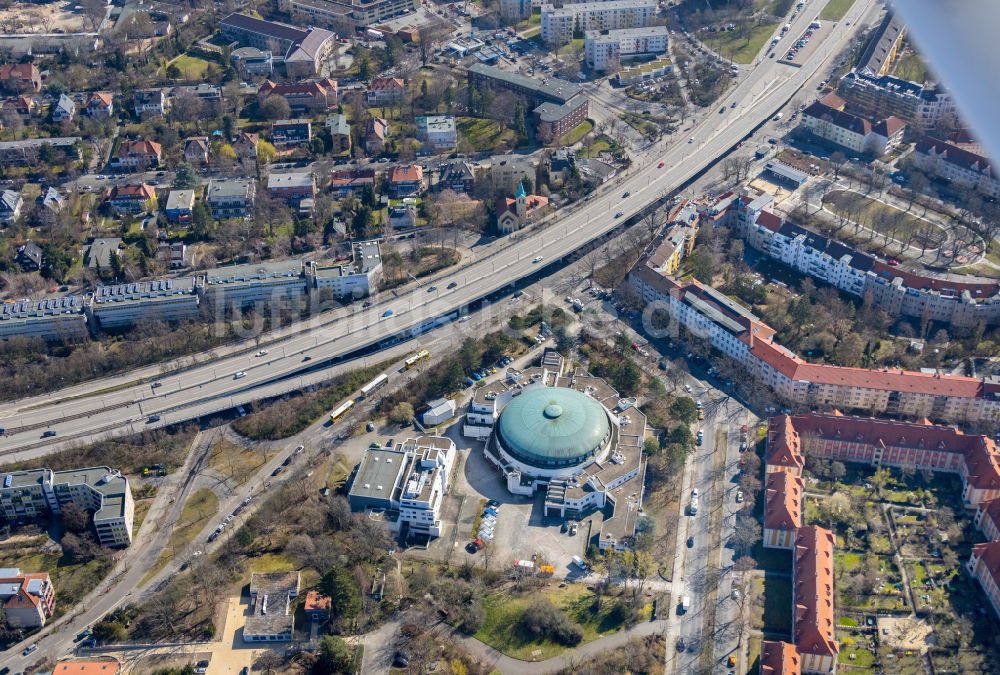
[
  {"x1": 680, "y1": 595, "x2": 690, "y2": 612},
  {"x1": 572, "y1": 555, "x2": 588, "y2": 571}
]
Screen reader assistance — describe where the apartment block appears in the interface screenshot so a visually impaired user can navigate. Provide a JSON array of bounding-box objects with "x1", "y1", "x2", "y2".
[
  {"x1": 837, "y1": 72, "x2": 955, "y2": 128},
  {"x1": 0, "y1": 467, "x2": 134, "y2": 546},
  {"x1": 0, "y1": 569, "x2": 54, "y2": 628},
  {"x1": 731, "y1": 192, "x2": 1000, "y2": 328},
  {"x1": 912, "y1": 136, "x2": 1000, "y2": 200},
  {"x1": 800, "y1": 98, "x2": 904, "y2": 157},
  {"x1": 90, "y1": 278, "x2": 200, "y2": 330},
  {"x1": 110, "y1": 139, "x2": 162, "y2": 172},
  {"x1": 584, "y1": 26, "x2": 669, "y2": 72},
  {"x1": 258, "y1": 78, "x2": 338, "y2": 112},
  {"x1": 271, "y1": 119, "x2": 313, "y2": 147},
  {"x1": 220, "y1": 13, "x2": 335, "y2": 78},
  {"x1": 206, "y1": 178, "x2": 257, "y2": 220},
  {"x1": 500, "y1": 0, "x2": 532, "y2": 20},
  {"x1": 267, "y1": 172, "x2": 316, "y2": 205},
  {"x1": 307, "y1": 239, "x2": 382, "y2": 299},
  {"x1": 416, "y1": 115, "x2": 457, "y2": 150},
  {"x1": 200, "y1": 260, "x2": 306, "y2": 308},
  {"x1": 278, "y1": 0, "x2": 415, "y2": 32},
  {"x1": 0, "y1": 296, "x2": 88, "y2": 342},
  {"x1": 763, "y1": 471, "x2": 803, "y2": 550},
  {"x1": 348, "y1": 436, "x2": 456, "y2": 538},
  {"x1": 0, "y1": 137, "x2": 80, "y2": 167},
  {"x1": 541, "y1": 0, "x2": 657, "y2": 46},
  {"x1": 793, "y1": 526, "x2": 839, "y2": 673},
  {"x1": 766, "y1": 413, "x2": 1000, "y2": 507}
]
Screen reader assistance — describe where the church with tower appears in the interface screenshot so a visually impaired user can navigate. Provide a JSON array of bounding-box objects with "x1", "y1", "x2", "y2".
[{"x1": 495, "y1": 181, "x2": 549, "y2": 234}]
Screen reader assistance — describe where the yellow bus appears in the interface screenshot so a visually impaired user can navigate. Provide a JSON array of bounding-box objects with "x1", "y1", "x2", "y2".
[
  {"x1": 404, "y1": 349, "x2": 430, "y2": 370},
  {"x1": 330, "y1": 399, "x2": 355, "y2": 423}
]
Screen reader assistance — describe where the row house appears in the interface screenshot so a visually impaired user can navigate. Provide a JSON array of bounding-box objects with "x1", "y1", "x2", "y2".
[
  {"x1": 110, "y1": 139, "x2": 162, "y2": 172},
  {"x1": 763, "y1": 471, "x2": 803, "y2": 550},
  {"x1": 793, "y1": 526, "x2": 839, "y2": 673}
]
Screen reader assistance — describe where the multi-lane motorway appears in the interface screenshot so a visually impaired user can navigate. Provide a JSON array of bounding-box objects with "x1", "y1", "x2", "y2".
[{"x1": 0, "y1": 1, "x2": 872, "y2": 464}]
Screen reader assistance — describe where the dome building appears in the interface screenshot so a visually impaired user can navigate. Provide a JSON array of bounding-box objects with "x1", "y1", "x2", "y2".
[{"x1": 474, "y1": 349, "x2": 647, "y2": 552}]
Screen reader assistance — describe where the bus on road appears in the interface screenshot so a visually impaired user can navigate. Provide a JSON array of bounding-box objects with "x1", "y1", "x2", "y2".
[
  {"x1": 404, "y1": 349, "x2": 430, "y2": 370},
  {"x1": 360, "y1": 373, "x2": 389, "y2": 398},
  {"x1": 330, "y1": 399, "x2": 354, "y2": 423}
]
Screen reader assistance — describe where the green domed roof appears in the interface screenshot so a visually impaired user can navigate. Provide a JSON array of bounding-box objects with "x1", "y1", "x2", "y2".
[{"x1": 497, "y1": 387, "x2": 611, "y2": 468}]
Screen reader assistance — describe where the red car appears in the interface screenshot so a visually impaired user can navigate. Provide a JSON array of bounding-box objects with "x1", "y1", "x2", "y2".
[
  {"x1": 658, "y1": 161, "x2": 665, "y2": 168},
  {"x1": 887, "y1": 259, "x2": 900, "y2": 267},
  {"x1": 631, "y1": 342, "x2": 640, "y2": 351}
]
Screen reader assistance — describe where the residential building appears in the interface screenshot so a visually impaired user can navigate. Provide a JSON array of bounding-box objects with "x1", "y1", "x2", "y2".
[
  {"x1": 628, "y1": 255, "x2": 1000, "y2": 426},
  {"x1": 90, "y1": 278, "x2": 200, "y2": 329},
  {"x1": 206, "y1": 178, "x2": 256, "y2": 220},
  {"x1": 181, "y1": 83, "x2": 223, "y2": 102},
  {"x1": 220, "y1": 13, "x2": 335, "y2": 78},
  {"x1": 837, "y1": 71, "x2": 956, "y2": 128},
  {"x1": 200, "y1": 260, "x2": 306, "y2": 308},
  {"x1": 231, "y1": 47, "x2": 274, "y2": 78},
  {"x1": 0, "y1": 466, "x2": 135, "y2": 546},
  {"x1": 416, "y1": 115, "x2": 457, "y2": 150},
  {"x1": 388, "y1": 204, "x2": 417, "y2": 229},
  {"x1": 496, "y1": 181, "x2": 548, "y2": 234},
  {"x1": 0, "y1": 63, "x2": 41, "y2": 93},
  {"x1": 0, "y1": 296, "x2": 88, "y2": 342},
  {"x1": 348, "y1": 436, "x2": 457, "y2": 538},
  {"x1": 437, "y1": 161, "x2": 475, "y2": 193},
  {"x1": 540, "y1": 0, "x2": 658, "y2": 47},
  {"x1": 307, "y1": 239, "x2": 382, "y2": 299},
  {"x1": 258, "y1": 78, "x2": 338, "y2": 111},
  {"x1": 278, "y1": 0, "x2": 416, "y2": 33},
  {"x1": 326, "y1": 113, "x2": 351, "y2": 153},
  {"x1": 268, "y1": 171, "x2": 315, "y2": 205},
  {"x1": 183, "y1": 136, "x2": 210, "y2": 165},
  {"x1": 365, "y1": 117, "x2": 389, "y2": 154},
  {"x1": 500, "y1": 0, "x2": 531, "y2": 20},
  {"x1": 133, "y1": 89, "x2": 168, "y2": 118},
  {"x1": 0, "y1": 189, "x2": 22, "y2": 225},
  {"x1": 329, "y1": 168, "x2": 375, "y2": 197},
  {"x1": 303, "y1": 591, "x2": 331, "y2": 622},
  {"x1": 767, "y1": 412, "x2": 1000, "y2": 506},
  {"x1": 2, "y1": 95, "x2": 35, "y2": 119},
  {"x1": 912, "y1": 136, "x2": 1000, "y2": 200},
  {"x1": 760, "y1": 641, "x2": 801, "y2": 674},
  {"x1": 108, "y1": 184, "x2": 156, "y2": 215},
  {"x1": 165, "y1": 189, "x2": 196, "y2": 224},
  {"x1": 799, "y1": 99, "x2": 905, "y2": 157},
  {"x1": 491, "y1": 154, "x2": 537, "y2": 192},
  {"x1": 0, "y1": 569, "x2": 54, "y2": 628},
  {"x1": 422, "y1": 398, "x2": 456, "y2": 426},
  {"x1": 641, "y1": 201, "x2": 698, "y2": 276},
  {"x1": 85, "y1": 237, "x2": 121, "y2": 270},
  {"x1": 14, "y1": 241, "x2": 43, "y2": 272},
  {"x1": 37, "y1": 186, "x2": 64, "y2": 213},
  {"x1": 731, "y1": 192, "x2": 1000, "y2": 327},
  {"x1": 763, "y1": 471, "x2": 803, "y2": 550},
  {"x1": 366, "y1": 77, "x2": 406, "y2": 106},
  {"x1": 271, "y1": 119, "x2": 312, "y2": 147},
  {"x1": 466, "y1": 64, "x2": 589, "y2": 138},
  {"x1": 83, "y1": 91, "x2": 113, "y2": 118},
  {"x1": 387, "y1": 164, "x2": 424, "y2": 197},
  {"x1": 857, "y1": 10, "x2": 905, "y2": 77},
  {"x1": 51, "y1": 93, "x2": 75, "y2": 122},
  {"x1": 0, "y1": 137, "x2": 80, "y2": 167},
  {"x1": 968, "y1": 542, "x2": 1000, "y2": 622},
  {"x1": 110, "y1": 139, "x2": 162, "y2": 172},
  {"x1": 233, "y1": 132, "x2": 260, "y2": 162},
  {"x1": 245, "y1": 572, "x2": 299, "y2": 642},
  {"x1": 52, "y1": 660, "x2": 120, "y2": 675},
  {"x1": 534, "y1": 96, "x2": 589, "y2": 143},
  {"x1": 792, "y1": 526, "x2": 839, "y2": 673},
  {"x1": 974, "y1": 498, "x2": 1000, "y2": 543},
  {"x1": 157, "y1": 241, "x2": 188, "y2": 270},
  {"x1": 584, "y1": 26, "x2": 669, "y2": 72}
]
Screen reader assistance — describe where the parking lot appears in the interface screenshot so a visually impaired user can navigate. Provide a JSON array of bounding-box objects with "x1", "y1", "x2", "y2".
[{"x1": 778, "y1": 19, "x2": 833, "y2": 66}]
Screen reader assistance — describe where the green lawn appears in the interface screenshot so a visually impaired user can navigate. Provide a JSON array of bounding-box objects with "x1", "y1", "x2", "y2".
[
  {"x1": 474, "y1": 585, "x2": 646, "y2": 660},
  {"x1": 703, "y1": 22, "x2": 780, "y2": 64},
  {"x1": 166, "y1": 54, "x2": 215, "y2": 81},
  {"x1": 456, "y1": 117, "x2": 518, "y2": 153},
  {"x1": 761, "y1": 573, "x2": 793, "y2": 634},
  {"x1": 0, "y1": 542, "x2": 111, "y2": 620},
  {"x1": 819, "y1": 0, "x2": 856, "y2": 21},
  {"x1": 837, "y1": 629, "x2": 876, "y2": 666},
  {"x1": 892, "y1": 51, "x2": 929, "y2": 84},
  {"x1": 560, "y1": 119, "x2": 594, "y2": 145},
  {"x1": 583, "y1": 136, "x2": 613, "y2": 158}
]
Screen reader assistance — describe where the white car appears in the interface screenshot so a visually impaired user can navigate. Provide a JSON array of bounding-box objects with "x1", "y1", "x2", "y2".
[
  {"x1": 256, "y1": 349, "x2": 268, "y2": 357},
  {"x1": 234, "y1": 371, "x2": 247, "y2": 379},
  {"x1": 736, "y1": 491, "x2": 744, "y2": 503},
  {"x1": 533, "y1": 256, "x2": 544, "y2": 263},
  {"x1": 684, "y1": 384, "x2": 692, "y2": 393},
  {"x1": 691, "y1": 488, "x2": 699, "y2": 498}
]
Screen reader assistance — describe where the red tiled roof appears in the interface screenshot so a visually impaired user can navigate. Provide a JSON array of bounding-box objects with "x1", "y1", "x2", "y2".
[
  {"x1": 52, "y1": 661, "x2": 120, "y2": 675},
  {"x1": 764, "y1": 471, "x2": 804, "y2": 530},
  {"x1": 972, "y1": 541, "x2": 1000, "y2": 591},
  {"x1": 0, "y1": 63, "x2": 39, "y2": 83},
  {"x1": 117, "y1": 139, "x2": 162, "y2": 158},
  {"x1": 873, "y1": 115, "x2": 905, "y2": 137},
  {"x1": 760, "y1": 640, "x2": 801, "y2": 674},
  {"x1": 756, "y1": 210, "x2": 782, "y2": 232},
  {"x1": 304, "y1": 590, "x2": 331, "y2": 612},
  {"x1": 979, "y1": 498, "x2": 1000, "y2": 534},
  {"x1": 766, "y1": 415, "x2": 805, "y2": 471},
  {"x1": 388, "y1": 164, "x2": 424, "y2": 183},
  {"x1": 111, "y1": 183, "x2": 156, "y2": 200},
  {"x1": 793, "y1": 526, "x2": 839, "y2": 658},
  {"x1": 819, "y1": 91, "x2": 846, "y2": 109},
  {"x1": 259, "y1": 78, "x2": 337, "y2": 98},
  {"x1": 87, "y1": 91, "x2": 113, "y2": 107},
  {"x1": 369, "y1": 77, "x2": 404, "y2": 91}
]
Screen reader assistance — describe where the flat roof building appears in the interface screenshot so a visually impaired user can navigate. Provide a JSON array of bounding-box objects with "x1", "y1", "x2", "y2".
[
  {"x1": 0, "y1": 296, "x2": 88, "y2": 342},
  {"x1": 0, "y1": 466, "x2": 134, "y2": 547},
  {"x1": 246, "y1": 572, "x2": 299, "y2": 641},
  {"x1": 89, "y1": 278, "x2": 200, "y2": 330},
  {"x1": 200, "y1": 260, "x2": 306, "y2": 308},
  {"x1": 206, "y1": 178, "x2": 256, "y2": 220},
  {"x1": 307, "y1": 239, "x2": 383, "y2": 300}
]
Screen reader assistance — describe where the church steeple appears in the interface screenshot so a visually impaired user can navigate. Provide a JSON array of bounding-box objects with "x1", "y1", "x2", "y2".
[{"x1": 515, "y1": 181, "x2": 526, "y2": 218}]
